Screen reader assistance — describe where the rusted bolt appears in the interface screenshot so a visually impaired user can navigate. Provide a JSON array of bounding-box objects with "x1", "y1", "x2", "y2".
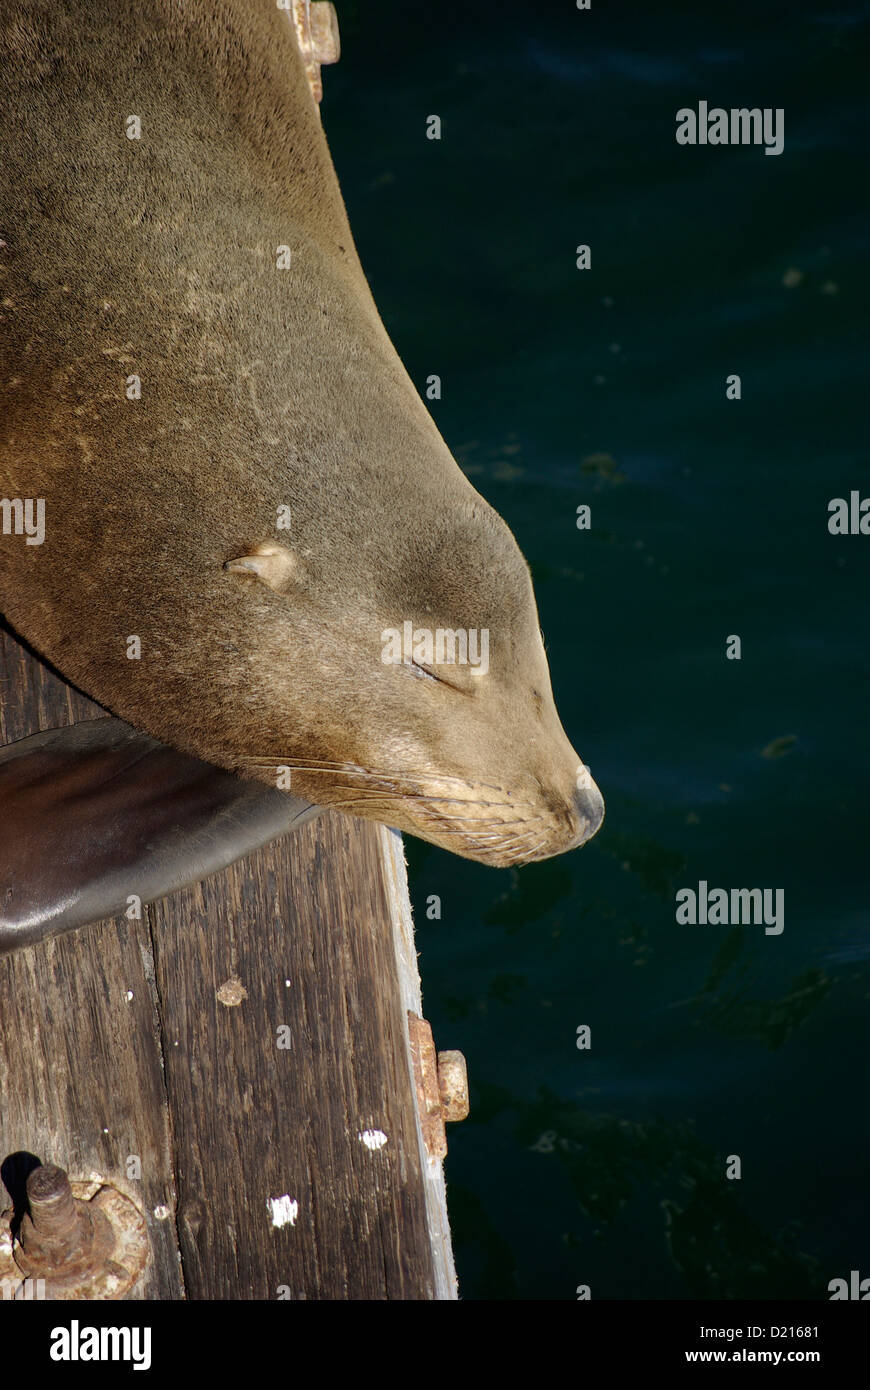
[
  {"x1": 18, "y1": 1164, "x2": 98, "y2": 1270},
  {"x1": 26, "y1": 1164, "x2": 81, "y2": 1234},
  {"x1": 0, "y1": 1162, "x2": 149, "y2": 1299},
  {"x1": 291, "y1": 0, "x2": 341, "y2": 105},
  {"x1": 437, "y1": 1050, "x2": 470, "y2": 1122},
  {"x1": 407, "y1": 1015, "x2": 470, "y2": 1161},
  {"x1": 309, "y1": 3, "x2": 340, "y2": 64}
]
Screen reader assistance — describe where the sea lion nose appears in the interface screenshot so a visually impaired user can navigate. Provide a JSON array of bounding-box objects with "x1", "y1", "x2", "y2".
[{"x1": 571, "y1": 768, "x2": 605, "y2": 847}]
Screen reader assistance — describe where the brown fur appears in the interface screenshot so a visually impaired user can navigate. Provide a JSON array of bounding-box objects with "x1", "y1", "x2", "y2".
[{"x1": 0, "y1": 0, "x2": 603, "y2": 865}]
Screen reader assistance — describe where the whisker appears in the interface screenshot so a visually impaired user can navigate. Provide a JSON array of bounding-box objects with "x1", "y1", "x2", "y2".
[
  {"x1": 240, "y1": 756, "x2": 509, "y2": 797},
  {"x1": 243, "y1": 766, "x2": 537, "y2": 813},
  {"x1": 323, "y1": 799, "x2": 399, "y2": 815},
  {"x1": 240, "y1": 754, "x2": 556, "y2": 863},
  {"x1": 242, "y1": 764, "x2": 537, "y2": 813},
  {"x1": 503, "y1": 839, "x2": 547, "y2": 863},
  {"x1": 488, "y1": 833, "x2": 537, "y2": 852}
]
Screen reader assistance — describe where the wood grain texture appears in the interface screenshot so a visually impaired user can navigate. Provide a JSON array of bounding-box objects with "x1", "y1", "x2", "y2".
[
  {"x1": 153, "y1": 813, "x2": 435, "y2": 1299},
  {"x1": 0, "y1": 625, "x2": 450, "y2": 1299}
]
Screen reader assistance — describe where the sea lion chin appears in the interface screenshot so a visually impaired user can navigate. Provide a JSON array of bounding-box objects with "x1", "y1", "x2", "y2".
[{"x1": 0, "y1": 0, "x2": 604, "y2": 873}]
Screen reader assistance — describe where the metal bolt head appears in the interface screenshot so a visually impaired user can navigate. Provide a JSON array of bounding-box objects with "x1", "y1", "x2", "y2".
[
  {"x1": 2, "y1": 1165, "x2": 149, "y2": 1299},
  {"x1": 26, "y1": 1163, "x2": 79, "y2": 1235},
  {"x1": 19, "y1": 1164, "x2": 97, "y2": 1270},
  {"x1": 437, "y1": 1050, "x2": 470, "y2": 1122},
  {"x1": 310, "y1": 3, "x2": 340, "y2": 64},
  {"x1": 291, "y1": 0, "x2": 340, "y2": 105}
]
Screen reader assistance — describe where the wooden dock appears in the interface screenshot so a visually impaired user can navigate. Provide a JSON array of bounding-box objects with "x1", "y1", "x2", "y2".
[{"x1": 0, "y1": 626, "x2": 458, "y2": 1300}]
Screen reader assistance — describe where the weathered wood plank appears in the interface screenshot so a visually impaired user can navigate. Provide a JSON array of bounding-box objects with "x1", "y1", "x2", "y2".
[
  {"x1": 150, "y1": 812, "x2": 437, "y2": 1299},
  {"x1": 0, "y1": 626, "x2": 184, "y2": 1300}
]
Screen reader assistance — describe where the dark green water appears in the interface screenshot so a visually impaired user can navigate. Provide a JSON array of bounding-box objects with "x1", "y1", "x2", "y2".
[{"x1": 324, "y1": 0, "x2": 869, "y2": 1298}]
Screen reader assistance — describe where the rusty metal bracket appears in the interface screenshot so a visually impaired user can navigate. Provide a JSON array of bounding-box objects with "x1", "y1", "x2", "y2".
[
  {"x1": 291, "y1": 1, "x2": 341, "y2": 105},
  {"x1": 407, "y1": 1013, "x2": 470, "y2": 1161},
  {"x1": 0, "y1": 1163, "x2": 149, "y2": 1300}
]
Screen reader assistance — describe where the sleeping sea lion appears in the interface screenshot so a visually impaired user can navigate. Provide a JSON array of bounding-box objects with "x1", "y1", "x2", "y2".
[{"x1": 0, "y1": 0, "x2": 604, "y2": 950}]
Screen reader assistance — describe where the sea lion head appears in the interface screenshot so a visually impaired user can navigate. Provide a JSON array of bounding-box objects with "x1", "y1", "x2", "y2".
[{"x1": 214, "y1": 393, "x2": 604, "y2": 869}]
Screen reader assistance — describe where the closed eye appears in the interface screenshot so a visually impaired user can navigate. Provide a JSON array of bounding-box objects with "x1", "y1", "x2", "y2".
[
  {"x1": 406, "y1": 659, "x2": 469, "y2": 695},
  {"x1": 407, "y1": 659, "x2": 439, "y2": 683}
]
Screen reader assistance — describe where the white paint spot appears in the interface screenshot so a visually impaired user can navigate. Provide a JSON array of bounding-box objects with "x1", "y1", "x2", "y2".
[
  {"x1": 153, "y1": 1205, "x2": 171, "y2": 1221},
  {"x1": 358, "y1": 1129, "x2": 389, "y2": 1151},
  {"x1": 269, "y1": 1195, "x2": 299, "y2": 1229},
  {"x1": 125, "y1": 990, "x2": 134, "y2": 1001}
]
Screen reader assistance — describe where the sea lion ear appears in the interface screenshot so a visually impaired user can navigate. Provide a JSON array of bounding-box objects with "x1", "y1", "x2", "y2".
[
  {"x1": 224, "y1": 543, "x2": 297, "y2": 593},
  {"x1": 0, "y1": 719, "x2": 321, "y2": 954}
]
